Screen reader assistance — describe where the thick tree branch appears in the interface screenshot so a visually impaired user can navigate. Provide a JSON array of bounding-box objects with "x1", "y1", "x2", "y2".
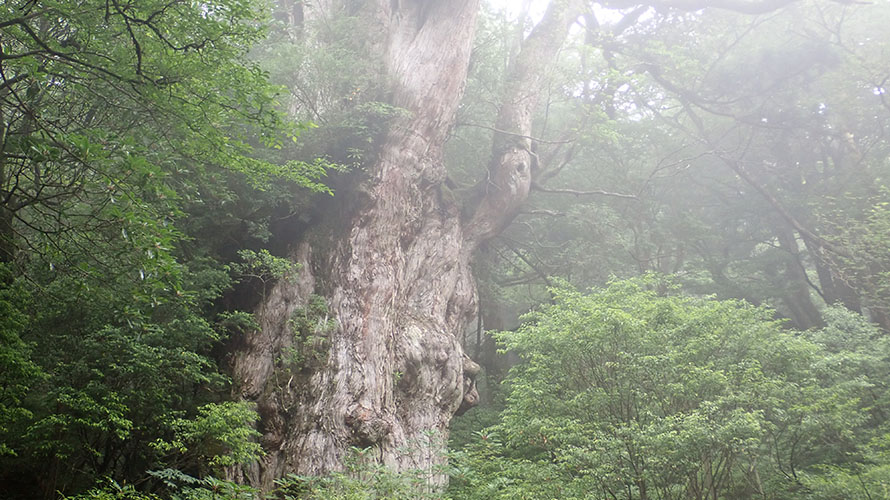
[{"x1": 463, "y1": 0, "x2": 584, "y2": 248}]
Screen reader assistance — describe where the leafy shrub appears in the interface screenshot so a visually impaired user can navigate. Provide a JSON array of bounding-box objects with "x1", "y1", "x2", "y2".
[
  {"x1": 449, "y1": 277, "x2": 890, "y2": 500},
  {"x1": 276, "y1": 446, "x2": 448, "y2": 500}
]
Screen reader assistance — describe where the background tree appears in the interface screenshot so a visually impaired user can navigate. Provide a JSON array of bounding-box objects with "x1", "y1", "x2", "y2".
[{"x1": 464, "y1": 0, "x2": 890, "y2": 334}]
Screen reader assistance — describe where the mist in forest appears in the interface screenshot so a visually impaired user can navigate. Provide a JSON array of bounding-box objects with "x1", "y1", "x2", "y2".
[{"x1": 1, "y1": 0, "x2": 889, "y2": 498}]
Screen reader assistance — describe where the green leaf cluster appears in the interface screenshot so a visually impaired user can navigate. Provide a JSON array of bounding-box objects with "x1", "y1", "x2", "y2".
[
  {"x1": 1, "y1": 0, "x2": 331, "y2": 496},
  {"x1": 276, "y1": 446, "x2": 448, "y2": 500},
  {"x1": 450, "y1": 277, "x2": 890, "y2": 499}
]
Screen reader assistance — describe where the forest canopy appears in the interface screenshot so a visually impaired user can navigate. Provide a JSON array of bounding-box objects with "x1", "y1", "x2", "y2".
[{"x1": 1, "y1": 0, "x2": 890, "y2": 498}]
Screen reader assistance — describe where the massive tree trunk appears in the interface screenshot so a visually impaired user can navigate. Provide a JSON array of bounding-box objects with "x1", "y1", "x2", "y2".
[{"x1": 230, "y1": 0, "x2": 580, "y2": 490}]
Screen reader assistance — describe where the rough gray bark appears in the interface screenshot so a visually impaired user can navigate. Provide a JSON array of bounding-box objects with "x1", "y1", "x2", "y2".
[
  {"x1": 229, "y1": 0, "x2": 582, "y2": 491},
  {"x1": 231, "y1": 0, "x2": 481, "y2": 488}
]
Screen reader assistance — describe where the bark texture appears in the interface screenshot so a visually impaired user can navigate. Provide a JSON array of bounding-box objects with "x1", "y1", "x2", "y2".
[{"x1": 230, "y1": 0, "x2": 580, "y2": 490}]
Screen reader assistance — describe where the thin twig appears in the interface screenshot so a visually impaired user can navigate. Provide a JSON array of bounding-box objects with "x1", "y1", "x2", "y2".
[
  {"x1": 456, "y1": 122, "x2": 575, "y2": 144},
  {"x1": 532, "y1": 182, "x2": 637, "y2": 199}
]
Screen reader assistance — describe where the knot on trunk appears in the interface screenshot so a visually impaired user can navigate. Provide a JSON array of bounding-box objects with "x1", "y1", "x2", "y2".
[
  {"x1": 345, "y1": 405, "x2": 391, "y2": 446},
  {"x1": 456, "y1": 355, "x2": 481, "y2": 416},
  {"x1": 257, "y1": 400, "x2": 286, "y2": 450}
]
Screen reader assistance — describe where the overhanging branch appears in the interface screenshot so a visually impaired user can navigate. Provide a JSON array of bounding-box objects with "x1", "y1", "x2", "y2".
[
  {"x1": 604, "y1": 0, "x2": 799, "y2": 15},
  {"x1": 717, "y1": 154, "x2": 851, "y2": 258},
  {"x1": 456, "y1": 122, "x2": 575, "y2": 145}
]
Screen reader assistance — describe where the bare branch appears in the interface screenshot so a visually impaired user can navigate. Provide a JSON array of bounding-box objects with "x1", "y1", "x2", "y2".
[
  {"x1": 495, "y1": 272, "x2": 548, "y2": 287},
  {"x1": 536, "y1": 142, "x2": 578, "y2": 184},
  {"x1": 456, "y1": 122, "x2": 575, "y2": 145},
  {"x1": 612, "y1": 5, "x2": 650, "y2": 34},
  {"x1": 532, "y1": 182, "x2": 638, "y2": 199},
  {"x1": 519, "y1": 209, "x2": 567, "y2": 217},
  {"x1": 604, "y1": 0, "x2": 799, "y2": 15},
  {"x1": 717, "y1": 154, "x2": 850, "y2": 257},
  {"x1": 504, "y1": 240, "x2": 554, "y2": 286}
]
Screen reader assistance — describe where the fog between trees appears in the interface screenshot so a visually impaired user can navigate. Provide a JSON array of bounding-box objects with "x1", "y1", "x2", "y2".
[{"x1": 1, "y1": 0, "x2": 890, "y2": 498}]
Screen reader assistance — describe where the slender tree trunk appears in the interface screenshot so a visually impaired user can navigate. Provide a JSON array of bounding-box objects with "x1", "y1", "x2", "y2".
[
  {"x1": 803, "y1": 236, "x2": 862, "y2": 314},
  {"x1": 230, "y1": 0, "x2": 581, "y2": 490},
  {"x1": 776, "y1": 228, "x2": 824, "y2": 330},
  {"x1": 0, "y1": 204, "x2": 13, "y2": 265},
  {"x1": 0, "y1": 105, "x2": 15, "y2": 265}
]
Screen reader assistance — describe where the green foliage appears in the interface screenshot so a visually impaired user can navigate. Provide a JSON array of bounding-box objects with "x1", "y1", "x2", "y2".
[
  {"x1": 289, "y1": 295, "x2": 336, "y2": 336},
  {"x1": 233, "y1": 248, "x2": 298, "y2": 282},
  {"x1": 281, "y1": 295, "x2": 336, "y2": 368},
  {"x1": 822, "y1": 189, "x2": 890, "y2": 323},
  {"x1": 231, "y1": 248, "x2": 300, "y2": 300},
  {"x1": 0, "y1": 255, "x2": 247, "y2": 494},
  {"x1": 67, "y1": 472, "x2": 258, "y2": 500},
  {"x1": 275, "y1": 447, "x2": 447, "y2": 500},
  {"x1": 0, "y1": 265, "x2": 44, "y2": 457},
  {"x1": 66, "y1": 481, "x2": 163, "y2": 500},
  {"x1": 151, "y1": 402, "x2": 262, "y2": 469},
  {"x1": 449, "y1": 277, "x2": 890, "y2": 499},
  {"x1": 0, "y1": 0, "x2": 327, "y2": 496},
  {"x1": 0, "y1": 0, "x2": 327, "y2": 269}
]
